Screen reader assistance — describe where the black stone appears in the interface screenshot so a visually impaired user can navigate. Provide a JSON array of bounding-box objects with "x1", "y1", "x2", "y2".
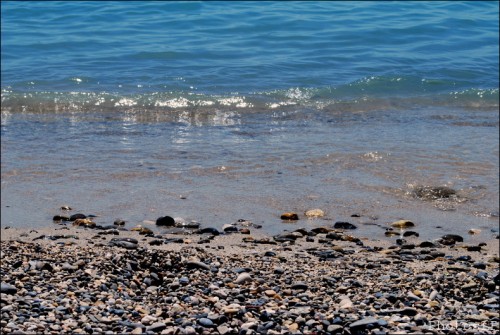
[
  {"x1": 291, "y1": 282, "x2": 308, "y2": 290},
  {"x1": 176, "y1": 221, "x2": 201, "y2": 229},
  {"x1": 164, "y1": 238, "x2": 184, "y2": 244},
  {"x1": 53, "y1": 215, "x2": 70, "y2": 221},
  {"x1": 156, "y1": 216, "x2": 175, "y2": 226},
  {"x1": 333, "y1": 221, "x2": 357, "y2": 229},
  {"x1": 197, "y1": 227, "x2": 220, "y2": 235},
  {"x1": 325, "y1": 232, "x2": 343, "y2": 240},
  {"x1": 403, "y1": 231, "x2": 419, "y2": 237},
  {"x1": 113, "y1": 219, "x2": 126, "y2": 226},
  {"x1": 110, "y1": 237, "x2": 138, "y2": 244},
  {"x1": 223, "y1": 225, "x2": 239, "y2": 233},
  {"x1": 419, "y1": 241, "x2": 435, "y2": 248},
  {"x1": 473, "y1": 262, "x2": 487, "y2": 269},
  {"x1": 69, "y1": 213, "x2": 87, "y2": 221},
  {"x1": 441, "y1": 234, "x2": 464, "y2": 243}
]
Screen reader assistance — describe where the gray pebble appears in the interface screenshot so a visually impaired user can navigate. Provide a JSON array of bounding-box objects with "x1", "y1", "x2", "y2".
[{"x1": 0, "y1": 282, "x2": 17, "y2": 295}]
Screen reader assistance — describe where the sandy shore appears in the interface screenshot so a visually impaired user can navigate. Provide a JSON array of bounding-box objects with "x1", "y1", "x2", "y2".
[{"x1": 1, "y1": 223, "x2": 499, "y2": 334}]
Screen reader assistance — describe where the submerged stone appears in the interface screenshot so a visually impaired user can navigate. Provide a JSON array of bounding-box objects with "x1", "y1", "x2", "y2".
[{"x1": 414, "y1": 186, "x2": 457, "y2": 200}]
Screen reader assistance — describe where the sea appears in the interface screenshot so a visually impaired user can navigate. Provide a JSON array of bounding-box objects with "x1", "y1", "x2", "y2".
[{"x1": 1, "y1": 1, "x2": 499, "y2": 243}]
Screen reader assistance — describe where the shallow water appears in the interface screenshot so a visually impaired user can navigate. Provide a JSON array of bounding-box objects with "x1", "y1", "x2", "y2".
[
  {"x1": 1, "y1": 1, "x2": 499, "y2": 242},
  {"x1": 2, "y1": 105, "x2": 498, "y2": 242}
]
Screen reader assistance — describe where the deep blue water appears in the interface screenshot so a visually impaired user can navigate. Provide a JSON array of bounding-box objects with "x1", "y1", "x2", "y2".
[
  {"x1": 1, "y1": 1, "x2": 499, "y2": 241},
  {"x1": 1, "y1": 1, "x2": 498, "y2": 110}
]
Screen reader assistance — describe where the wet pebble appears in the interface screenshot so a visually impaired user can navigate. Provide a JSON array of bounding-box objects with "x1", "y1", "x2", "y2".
[
  {"x1": 280, "y1": 212, "x2": 299, "y2": 220},
  {"x1": 156, "y1": 216, "x2": 175, "y2": 226},
  {"x1": 391, "y1": 220, "x2": 415, "y2": 228},
  {"x1": 333, "y1": 221, "x2": 357, "y2": 229},
  {"x1": 69, "y1": 213, "x2": 87, "y2": 221}
]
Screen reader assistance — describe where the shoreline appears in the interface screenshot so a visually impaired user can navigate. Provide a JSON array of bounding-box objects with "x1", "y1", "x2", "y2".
[{"x1": 1, "y1": 224, "x2": 499, "y2": 334}]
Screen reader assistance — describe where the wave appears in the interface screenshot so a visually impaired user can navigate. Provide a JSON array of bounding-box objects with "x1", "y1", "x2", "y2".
[{"x1": 1, "y1": 76, "x2": 498, "y2": 114}]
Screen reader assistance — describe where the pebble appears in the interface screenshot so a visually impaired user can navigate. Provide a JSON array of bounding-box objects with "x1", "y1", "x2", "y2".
[
  {"x1": 441, "y1": 234, "x2": 464, "y2": 243},
  {"x1": 0, "y1": 283, "x2": 17, "y2": 295},
  {"x1": 222, "y1": 224, "x2": 238, "y2": 233},
  {"x1": 141, "y1": 315, "x2": 157, "y2": 325},
  {"x1": 264, "y1": 289, "x2": 277, "y2": 297},
  {"x1": 291, "y1": 282, "x2": 308, "y2": 290},
  {"x1": 349, "y1": 317, "x2": 380, "y2": 329},
  {"x1": 53, "y1": 215, "x2": 70, "y2": 221},
  {"x1": 235, "y1": 272, "x2": 252, "y2": 284},
  {"x1": 198, "y1": 318, "x2": 214, "y2": 327},
  {"x1": 156, "y1": 216, "x2": 175, "y2": 226},
  {"x1": 0, "y1": 221, "x2": 498, "y2": 335},
  {"x1": 217, "y1": 325, "x2": 232, "y2": 335},
  {"x1": 333, "y1": 221, "x2": 357, "y2": 229},
  {"x1": 305, "y1": 209, "x2": 324, "y2": 217},
  {"x1": 186, "y1": 261, "x2": 210, "y2": 271},
  {"x1": 146, "y1": 322, "x2": 166, "y2": 332},
  {"x1": 280, "y1": 212, "x2": 299, "y2": 220},
  {"x1": 69, "y1": 213, "x2": 87, "y2": 221},
  {"x1": 391, "y1": 220, "x2": 415, "y2": 228},
  {"x1": 114, "y1": 219, "x2": 126, "y2": 226}
]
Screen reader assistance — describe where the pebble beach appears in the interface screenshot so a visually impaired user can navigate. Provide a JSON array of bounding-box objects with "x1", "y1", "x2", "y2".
[
  {"x1": 1, "y1": 215, "x2": 499, "y2": 335},
  {"x1": 2, "y1": 2, "x2": 499, "y2": 335}
]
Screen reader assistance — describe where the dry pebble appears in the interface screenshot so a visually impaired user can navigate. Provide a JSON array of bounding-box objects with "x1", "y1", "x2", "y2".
[{"x1": 1, "y1": 224, "x2": 499, "y2": 335}]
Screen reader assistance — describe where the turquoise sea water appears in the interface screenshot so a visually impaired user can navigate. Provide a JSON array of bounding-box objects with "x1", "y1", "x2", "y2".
[{"x1": 1, "y1": 1, "x2": 499, "y2": 241}]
